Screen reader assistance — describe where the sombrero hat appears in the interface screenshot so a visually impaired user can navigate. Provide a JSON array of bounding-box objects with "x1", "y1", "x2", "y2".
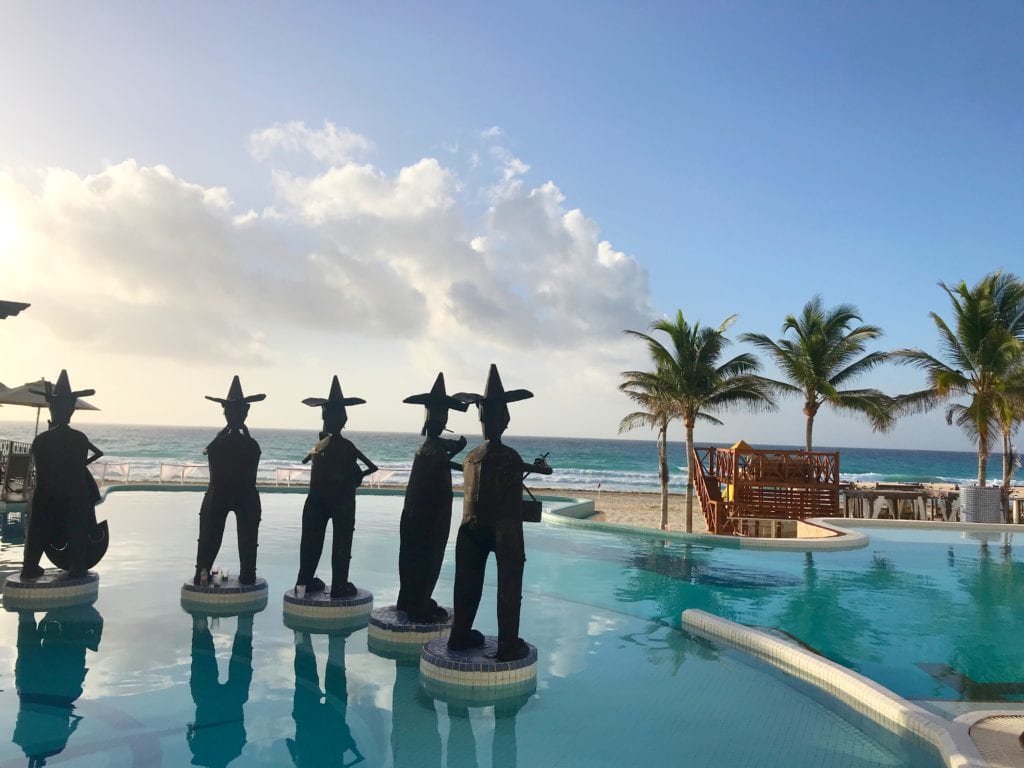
[
  {"x1": 30, "y1": 370, "x2": 95, "y2": 402},
  {"x1": 205, "y1": 375, "x2": 266, "y2": 405},
  {"x1": 403, "y1": 372, "x2": 469, "y2": 411},
  {"x1": 457, "y1": 364, "x2": 533, "y2": 406},
  {"x1": 302, "y1": 375, "x2": 366, "y2": 408}
]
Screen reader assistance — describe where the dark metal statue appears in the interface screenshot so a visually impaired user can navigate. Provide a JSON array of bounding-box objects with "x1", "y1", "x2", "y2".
[
  {"x1": 22, "y1": 370, "x2": 106, "y2": 578},
  {"x1": 187, "y1": 614, "x2": 254, "y2": 768},
  {"x1": 396, "y1": 372, "x2": 468, "y2": 623},
  {"x1": 13, "y1": 605, "x2": 103, "y2": 768},
  {"x1": 295, "y1": 375, "x2": 378, "y2": 599},
  {"x1": 194, "y1": 376, "x2": 265, "y2": 585},
  {"x1": 447, "y1": 365, "x2": 552, "y2": 662}
]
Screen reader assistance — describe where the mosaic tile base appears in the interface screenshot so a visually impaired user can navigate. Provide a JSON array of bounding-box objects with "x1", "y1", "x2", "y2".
[
  {"x1": 283, "y1": 587, "x2": 372, "y2": 617},
  {"x1": 283, "y1": 609, "x2": 370, "y2": 635},
  {"x1": 421, "y1": 675, "x2": 537, "y2": 706},
  {"x1": 367, "y1": 605, "x2": 452, "y2": 660},
  {"x1": 420, "y1": 636, "x2": 538, "y2": 704},
  {"x1": 3, "y1": 570, "x2": 99, "y2": 611},
  {"x1": 180, "y1": 576, "x2": 269, "y2": 617}
]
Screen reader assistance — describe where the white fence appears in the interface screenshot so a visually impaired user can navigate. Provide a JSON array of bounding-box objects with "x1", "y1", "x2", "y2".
[{"x1": 88, "y1": 461, "x2": 397, "y2": 489}]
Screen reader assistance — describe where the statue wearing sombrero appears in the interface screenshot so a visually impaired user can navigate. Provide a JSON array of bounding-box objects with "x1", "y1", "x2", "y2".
[
  {"x1": 395, "y1": 373, "x2": 468, "y2": 623},
  {"x1": 194, "y1": 376, "x2": 265, "y2": 586},
  {"x1": 294, "y1": 375, "x2": 378, "y2": 599},
  {"x1": 21, "y1": 370, "x2": 107, "y2": 579},
  {"x1": 447, "y1": 364, "x2": 552, "y2": 662}
]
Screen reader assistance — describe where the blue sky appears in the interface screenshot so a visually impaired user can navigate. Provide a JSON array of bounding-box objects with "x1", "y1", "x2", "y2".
[{"x1": 0, "y1": 2, "x2": 1021, "y2": 451}]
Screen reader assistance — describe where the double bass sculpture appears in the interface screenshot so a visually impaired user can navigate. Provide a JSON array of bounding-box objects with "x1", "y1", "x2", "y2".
[{"x1": 21, "y1": 370, "x2": 107, "y2": 579}]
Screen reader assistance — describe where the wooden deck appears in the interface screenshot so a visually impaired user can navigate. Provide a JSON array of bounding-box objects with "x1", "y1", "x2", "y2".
[{"x1": 693, "y1": 444, "x2": 840, "y2": 535}]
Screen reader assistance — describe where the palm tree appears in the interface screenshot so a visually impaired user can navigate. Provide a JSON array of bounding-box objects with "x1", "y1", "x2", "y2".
[
  {"x1": 893, "y1": 273, "x2": 1024, "y2": 487},
  {"x1": 740, "y1": 297, "x2": 893, "y2": 451},
  {"x1": 619, "y1": 363, "x2": 681, "y2": 531},
  {"x1": 621, "y1": 310, "x2": 777, "y2": 533}
]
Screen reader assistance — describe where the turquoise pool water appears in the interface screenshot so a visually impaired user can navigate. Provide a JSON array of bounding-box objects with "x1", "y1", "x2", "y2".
[
  {"x1": 0, "y1": 492, "x2": 952, "y2": 767},
  {"x1": 593, "y1": 524, "x2": 1024, "y2": 703}
]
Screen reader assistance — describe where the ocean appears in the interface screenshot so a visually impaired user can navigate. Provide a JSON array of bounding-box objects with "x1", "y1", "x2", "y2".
[{"x1": 0, "y1": 421, "x2": 994, "y2": 492}]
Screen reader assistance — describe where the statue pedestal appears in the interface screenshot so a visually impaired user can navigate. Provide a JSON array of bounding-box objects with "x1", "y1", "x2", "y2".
[
  {"x1": 282, "y1": 587, "x2": 372, "y2": 633},
  {"x1": 180, "y1": 576, "x2": 268, "y2": 616},
  {"x1": 368, "y1": 605, "x2": 452, "y2": 659},
  {"x1": 419, "y1": 636, "x2": 537, "y2": 704},
  {"x1": 3, "y1": 570, "x2": 99, "y2": 610}
]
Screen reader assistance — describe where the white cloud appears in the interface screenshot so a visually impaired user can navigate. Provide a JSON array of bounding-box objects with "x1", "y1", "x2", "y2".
[
  {"x1": 504, "y1": 157, "x2": 530, "y2": 180},
  {"x1": 0, "y1": 159, "x2": 427, "y2": 363},
  {"x1": 274, "y1": 157, "x2": 455, "y2": 222},
  {"x1": 480, "y1": 125, "x2": 503, "y2": 139},
  {"x1": 248, "y1": 120, "x2": 374, "y2": 165},
  {"x1": 2, "y1": 127, "x2": 653, "y2": 383}
]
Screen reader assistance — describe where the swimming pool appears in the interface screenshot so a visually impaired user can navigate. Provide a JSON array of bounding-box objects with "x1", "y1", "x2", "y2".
[{"x1": 0, "y1": 492, "x2": 959, "y2": 766}]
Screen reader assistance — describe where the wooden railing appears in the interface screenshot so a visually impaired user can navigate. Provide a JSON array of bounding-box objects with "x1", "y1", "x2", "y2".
[
  {"x1": 692, "y1": 446, "x2": 841, "y2": 534},
  {"x1": 692, "y1": 447, "x2": 732, "y2": 534}
]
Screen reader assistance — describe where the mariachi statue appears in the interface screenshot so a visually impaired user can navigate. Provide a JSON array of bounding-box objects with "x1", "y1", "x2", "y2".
[
  {"x1": 22, "y1": 370, "x2": 107, "y2": 578},
  {"x1": 294, "y1": 375, "x2": 378, "y2": 599},
  {"x1": 194, "y1": 376, "x2": 265, "y2": 586},
  {"x1": 447, "y1": 364, "x2": 552, "y2": 661},
  {"x1": 396, "y1": 373, "x2": 468, "y2": 623}
]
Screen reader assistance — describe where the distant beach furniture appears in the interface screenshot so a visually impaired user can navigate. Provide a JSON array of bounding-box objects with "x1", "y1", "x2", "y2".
[
  {"x1": 0, "y1": 439, "x2": 33, "y2": 502},
  {"x1": 841, "y1": 482, "x2": 960, "y2": 522}
]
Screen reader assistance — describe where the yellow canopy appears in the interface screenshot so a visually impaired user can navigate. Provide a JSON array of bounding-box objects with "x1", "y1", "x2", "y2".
[{"x1": 730, "y1": 439, "x2": 754, "y2": 453}]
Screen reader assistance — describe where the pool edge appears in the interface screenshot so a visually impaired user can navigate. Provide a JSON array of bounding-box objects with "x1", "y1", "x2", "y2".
[{"x1": 682, "y1": 609, "x2": 988, "y2": 768}]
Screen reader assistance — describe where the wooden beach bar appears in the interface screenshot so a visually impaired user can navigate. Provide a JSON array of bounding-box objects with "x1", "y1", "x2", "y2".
[
  {"x1": 692, "y1": 440, "x2": 1024, "y2": 533},
  {"x1": 692, "y1": 441, "x2": 841, "y2": 535}
]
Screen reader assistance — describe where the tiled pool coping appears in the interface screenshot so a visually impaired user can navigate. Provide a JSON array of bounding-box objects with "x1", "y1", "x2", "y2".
[
  {"x1": 542, "y1": 502, "x2": 870, "y2": 550},
  {"x1": 682, "y1": 609, "x2": 989, "y2": 768}
]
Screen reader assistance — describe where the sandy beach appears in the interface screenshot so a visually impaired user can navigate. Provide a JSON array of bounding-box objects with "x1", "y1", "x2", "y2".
[{"x1": 536, "y1": 488, "x2": 710, "y2": 534}]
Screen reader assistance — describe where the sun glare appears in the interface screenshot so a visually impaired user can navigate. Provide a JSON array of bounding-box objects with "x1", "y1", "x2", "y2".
[{"x1": 0, "y1": 204, "x2": 19, "y2": 257}]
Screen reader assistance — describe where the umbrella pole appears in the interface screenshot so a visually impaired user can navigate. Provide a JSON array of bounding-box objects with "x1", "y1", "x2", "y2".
[{"x1": 33, "y1": 407, "x2": 40, "y2": 438}]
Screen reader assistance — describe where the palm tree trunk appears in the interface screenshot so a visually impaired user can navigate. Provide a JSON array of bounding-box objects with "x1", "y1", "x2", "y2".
[
  {"x1": 658, "y1": 418, "x2": 669, "y2": 531},
  {"x1": 685, "y1": 423, "x2": 695, "y2": 533},
  {"x1": 805, "y1": 411, "x2": 815, "y2": 452},
  {"x1": 977, "y1": 447, "x2": 987, "y2": 487},
  {"x1": 1002, "y1": 429, "x2": 1014, "y2": 490},
  {"x1": 1002, "y1": 429, "x2": 1014, "y2": 522}
]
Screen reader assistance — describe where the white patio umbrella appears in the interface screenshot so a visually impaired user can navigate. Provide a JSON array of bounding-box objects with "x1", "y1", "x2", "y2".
[{"x1": 0, "y1": 378, "x2": 99, "y2": 437}]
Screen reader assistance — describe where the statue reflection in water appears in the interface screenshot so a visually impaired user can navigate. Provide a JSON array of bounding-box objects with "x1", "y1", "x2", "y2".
[
  {"x1": 13, "y1": 604, "x2": 104, "y2": 768},
  {"x1": 446, "y1": 699, "x2": 526, "y2": 768},
  {"x1": 390, "y1": 659, "x2": 441, "y2": 768},
  {"x1": 389, "y1": 657, "x2": 526, "y2": 768},
  {"x1": 187, "y1": 613, "x2": 254, "y2": 768},
  {"x1": 288, "y1": 631, "x2": 363, "y2": 767}
]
